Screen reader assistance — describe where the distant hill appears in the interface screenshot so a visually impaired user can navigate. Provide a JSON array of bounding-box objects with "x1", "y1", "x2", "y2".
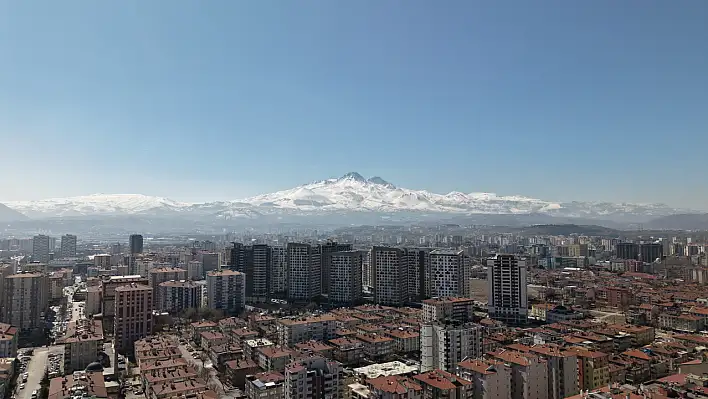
[
  {"x1": 646, "y1": 214, "x2": 708, "y2": 230},
  {"x1": 513, "y1": 224, "x2": 623, "y2": 236},
  {"x1": 0, "y1": 203, "x2": 28, "y2": 222}
]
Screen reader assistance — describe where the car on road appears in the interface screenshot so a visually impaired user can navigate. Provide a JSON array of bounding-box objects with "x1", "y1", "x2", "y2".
[
  {"x1": 31, "y1": 390, "x2": 38, "y2": 399},
  {"x1": 19, "y1": 384, "x2": 25, "y2": 390}
]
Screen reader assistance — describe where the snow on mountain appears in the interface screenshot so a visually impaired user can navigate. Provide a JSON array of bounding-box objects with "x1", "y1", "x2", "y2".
[
  {"x1": 3, "y1": 173, "x2": 686, "y2": 221},
  {"x1": 5, "y1": 194, "x2": 190, "y2": 218}
]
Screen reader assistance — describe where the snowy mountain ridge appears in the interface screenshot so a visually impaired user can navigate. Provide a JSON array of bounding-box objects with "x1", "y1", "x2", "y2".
[{"x1": 2, "y1": 172, "x2": 687, "y2": 221}]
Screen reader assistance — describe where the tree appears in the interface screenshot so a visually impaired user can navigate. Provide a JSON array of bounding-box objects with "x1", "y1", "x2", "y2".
[{"x1": 39, "y1": 371, "x2": 50, "y2": 399}]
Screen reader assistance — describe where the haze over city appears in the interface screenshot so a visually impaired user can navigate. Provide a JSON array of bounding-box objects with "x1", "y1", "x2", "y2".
[{"x1": 2, "y1": 1, "x2": 708, "y2": 208}]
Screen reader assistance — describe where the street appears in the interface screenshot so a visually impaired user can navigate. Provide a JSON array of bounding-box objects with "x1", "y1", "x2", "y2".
[{"x1": 16, "y1": 346, "x2": 62, "y2": 399}]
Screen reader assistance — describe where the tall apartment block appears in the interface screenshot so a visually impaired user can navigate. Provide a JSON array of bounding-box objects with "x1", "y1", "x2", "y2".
[
  {"x1": 32, "y1": 234, "x2": 51, "y2": 263},
  {"x1": 287, "y1": 243, "x2": 321, "y2": 302},
  {"x1": 317, "y1": 241, "x2": 352, "y2": 295},
  {"x1": 129, "y1": 234, "x2": 144, "y2": 254},
  {"x1": 1, "y1": 272, "x2": 49, "y2": 333},
  {"x1": 148, "y1": 267, "x2": 187, "y2": 307},
  {"x1": 60, "y1": 234, "x2": 77, "y2": 258},
  {"x1": 245, "y1": 244, "x2": 271, "y2": 303},
  {"x1": 198, "y1": 252, "x2": 220, "y2": 274},
  {"x1": 328, "y1": 250, "x2": 363, "y2": 305},
  {"x1": 487, "y1": 254, "x2": 528, "y2": 326},
  {"x1": 270, "y1": 246, "x2": 288, "y2": 298},
  {"x1": 100, "y1": 275, "x2": 149, "y2": 333},
  {"x1": 640, "y1": 242, "x2": 663, "y2": 262},
  {"x1": 616, "y1": 242, "x2": 639, "y2": 260},
  {"x1": 157, "y1": 280, "x2": 202, "y2": 313},
  {"x1": 429, "y1": 249, "x2": 470, "y2": 298},
  {"x1": 420, "y1": 321, "x2": 483, "y2": 372},
  {"x1": 402, "y1": 247, "x2": 430, "y2": 301},
  {"x1": 185, "y1": 260, "x2": 203, "y2": 280},
  {"x1": 206, "y1": 269, "x2": 245, "y2": 315},
  {"x1": 284, "y1": 355, "x2": 343, "y2": 399},
  {"x1": 422, "y1": 297, "x2": 475, "y2": 323},
  {"x1": 370, "y1": 246, "x2": 407, "y2": 306},
  {"x1": 114, "y1": 283, "x2": 153, "y2": 355}
]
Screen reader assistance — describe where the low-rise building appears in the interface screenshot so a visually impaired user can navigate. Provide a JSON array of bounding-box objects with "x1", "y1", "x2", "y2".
[
  {"x1": 276, "y1": 315, "x2": 337, "y2": 347},
  {"x1": 413, "y1": 369, "x2": 473, "y2": 399},
  {"x1": 245, "y1": 372, "x2": 285, "y2": 399},
  {"x1": 0, "y1": 323, "x2": 18, "y2": 358}
]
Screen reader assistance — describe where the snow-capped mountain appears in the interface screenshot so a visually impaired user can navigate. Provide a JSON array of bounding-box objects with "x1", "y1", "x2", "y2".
[{"x1": 1, "y1": 172, "x2": 688, "y2": 222}]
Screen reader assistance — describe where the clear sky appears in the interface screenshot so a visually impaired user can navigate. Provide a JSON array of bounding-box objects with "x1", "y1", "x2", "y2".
[{"x1": 1, "y1": 1, "x2": 707, "y2": 208}]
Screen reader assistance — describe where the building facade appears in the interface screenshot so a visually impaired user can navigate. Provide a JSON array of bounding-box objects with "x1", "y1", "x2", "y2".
[
  {"x1": 114, "y1": 283, "x2": 153, "y2": 355},
  {"x1": 487, "y1": 254, "x2": 528, "y2": 326},
  {"x1": 206, "y1": 269, "x2": 246, "y2": 315},
  {"x1": 328, "y1": 251, "x2": 364, "y2": 305}
]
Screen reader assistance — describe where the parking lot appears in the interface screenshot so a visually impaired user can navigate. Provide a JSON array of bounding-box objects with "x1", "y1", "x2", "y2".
[{"x1": 15, "y1": 346, "x2": 63, "y2": 399}]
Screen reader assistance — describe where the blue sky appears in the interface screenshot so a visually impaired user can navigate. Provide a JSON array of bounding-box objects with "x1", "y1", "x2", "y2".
[{"x1": 1, "y1": 1, "x2": 707, "y2": 208}]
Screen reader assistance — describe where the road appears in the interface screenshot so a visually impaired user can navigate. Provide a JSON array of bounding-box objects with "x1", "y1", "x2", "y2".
[{"x1": 16, "y1": 346, "x2": 61, "y2": 399}]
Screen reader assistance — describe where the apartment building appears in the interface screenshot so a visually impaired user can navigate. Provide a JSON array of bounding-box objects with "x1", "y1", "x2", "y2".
[
  {"x1": 148, "y1": 267, "x2": 187, "y2": 305},
  {"x1": 413, "y1": 370, "x2": 473, "y2": 399},
  {"x1": 287, "y1": 243, "x2": 321, "y2": 302},
  {"x1": 422, "y1": 297, "x2": 475, "y2": 323},
  {"x1": 0, "y1": 323, "x2": 18, "y2": 358},
  {"x1": 457, "y1": 359, "x2": 511, "y2": 399},
  {"x1": 245, "y1": 372, "x2": 285, "y2": 399},
  {"x1": 421, "y1": 322, "x2": 483, "y2": 372},
  {"x1": 158, "y1": 280, "x2": 202, "y2": 313},
  {"x1": 487, "y1": 254, "x2": 528, "y2": 326},
  {"x1": 429, "y1": 249, "x2": 470, "y2": 298},
  {"x1": 270, "y1": 246, "x2": 288, "y2": 298},
  {"x1": 366, "y1": 375, "x2": 423, "y2": 399},
  {"x1": 186, "y1": 260, "x2": 204, "y2": 280},
  {"x1": 371, "y1": 247, "x2": 407, "y2": 306},
  {"x1": 1, "y1": 272, "x2": 49, "y2": 332},
  {"x1": 276, "y1": 315, "x2": 337, "y2": 347},
  {"x1": 568, "y1": 348, "x2": 610, "y2": 391},
  {"x1": 284, "y1": 356, "x2": 343, "y2": 399},
  {"x1": 317, "y1": 242, "x2": 352, "y2": 295},
  {"x1": 32, "y1": 234, "x2": 51, "y2": 263},
  {"x1": 59, "y1": 319, "x2": 104, "y2": 373},
  {"x1": 114, "y1": 283, "x2": 153, "y2": 355},
  {"x1": 59, "y1": 234, "x2": 77, "y2": 258},
  {"x1": 206, "y1": 269, "x2": 245, "y2": 315},
  {"x1": 328, "y1": 251, "x2": 364, "y2": 305},
  {"x1": 490, "y1": 350, "x2": 549, "y2": 399}
]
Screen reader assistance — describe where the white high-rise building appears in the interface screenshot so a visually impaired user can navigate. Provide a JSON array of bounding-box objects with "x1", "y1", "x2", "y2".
[
  {"x1": 287, "y1": 243, "x2": 320, "y2": 301},
  {"x1": 421, "y1": 321, "x2": 483, "y2": 372},
  {"x1": 429, "y1": 249, "x2": 470, "y2": 298},
  {"x1": 487, "y1": 254, "x2": 528, "y2": 325},
  {"x1": 328, "y1": 251, "x2": 363, "y2": 305},
  {"x1": 32, "y1": 234, "x2": 51, "y2": 263},
  {"x1": 2, "y1": 272, "x2": 49, "y2": 332},
  {"x1": 371, "y1": 246, "x2": 406, "y2": 306},
  {"x1": 60, "y1": 234, "x2": 77, "y2": 258},
  {"x1": 206, "y1": 269, "x2": 245, "y2": 315}
]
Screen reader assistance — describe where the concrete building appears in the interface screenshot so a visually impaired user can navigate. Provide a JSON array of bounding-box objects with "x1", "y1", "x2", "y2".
[
  {"x1": 269, "y1": 246, "x2": 287, "y2": 298},
  {"x1": 206, "y1": 269, "x2": 245, "y2": 315},
  {"x1": 568, "y1": 348, "x2": 610, "y2": 391},
  {"x1": 317, "y1": 242, "x2": 352, "y2": 295},
  {"x1": 328, "y1": 250, "x2": 364, "y2": 305},
  {"x1": 198, "y1": 252, "x2": 220, "y2": 274},
  {"x1": 366, "y1": 375, "x2": 423, "y2": 399},
  {"x1": 60, "y1": 234, "x2": 77, "y2": 258},
  {"x1": 276, "y1": 315, "x2": 337, "y2": 347},
  {"x1": 287, "y1": 243, "x2": 321, "y2": 302},
  {"x1": 457, "y1": 359, "x2": 511, "y2": 399},
  {"x1": 640, "y1": 242, "x2": 663, "y2": 262},
  {"x1": 94, "y1": 254, "x2": 111, "y2": 268},
  {"x1": 101, "y1": 275, "x2": 149, "y2": 319},
  {"x1": 421, "y1": 322, "x2": 483, "y2": 372},
  {"x1": 245, "y1": 372, "x2": 285, "y2": 399},
  {"x1": 85, "y1": 286, "x2": 102, "y2": 316},
  {"x1": 284, "y1": 355, "x2": 343, "y2": 399},
  {"x1": 371, "y1": 247, "x2": 406, "y2": 306},
  {"x1": 490, "y1": 350, "x2": 549, "y2": 399},
  {"x1": 487, "y1": 254, "x2": 528, "y2": 326},
  {"x1": 129, "y1": 234, "x2": 144, "y2": 254},
  {"x1": 616, "y1": 242, "x2": 639, "y2": 260},
  {"x1": 58, "y1": 319, "x2": 104, "y2": 373},
  {"x1": 245, "y1": 244, "x2": 271, "y2": 303},
  {"x1": 402, "y1": 247, "x2": 430, "y2": 301},
  {"x1": 32, "y1": 234, "x2": 51, "y2": 263},
  {"x1": 1, "y1": 272, "x2": 49, "y2": 332},
  {"x1": 186, "y1": 260, "x2": 203, "y2": 280},
  {"x1": 158, "y1": 280, "x2": 202, "y2": 314},
  {"x1": 148, "y1": 267, "x2": 187, "y2": 305},
  {"x1": 114, "y1": 283, "x2": 153, "y2": 355},
  {"x1": 422, "y1": 297, "x2": 475, "y2": 323},
  {"x1": 528, "y1": 346, "x2": 580, "y2": 399},
  {"x1": 429, "y1": 250, "x2": 470, "y2": 298},
  {"x1": 0, "y1": 323, "x2": 18, "y2": 358},
  {"x1": 413, "y1": 370, "x2": 473, "y2": 399}
]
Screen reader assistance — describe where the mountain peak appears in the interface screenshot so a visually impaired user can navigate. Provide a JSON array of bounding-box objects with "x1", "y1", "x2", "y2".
[
  {"x1": 339, "y1": 172, "x2": 366, "y2": 182},
  {"x1": 367, "y1": 176, "x2": 396, "y2": 189}
]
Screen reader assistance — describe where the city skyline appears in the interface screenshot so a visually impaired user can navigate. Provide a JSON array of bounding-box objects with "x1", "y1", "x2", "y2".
[{"x1": 2, "y1": 2, "x2": 707, "y2": 208}]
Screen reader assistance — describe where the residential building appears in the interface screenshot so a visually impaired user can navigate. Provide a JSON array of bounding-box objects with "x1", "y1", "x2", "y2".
[
  {"x1": 490, "y1": 350, "x2": 549, "y2": 399},
  {"x1": 0, "y1": 323, "x2": 18, "y2": 358},
  {"x1": 371, "y1": 247, "x2": 407, "y2": 306},
  {"x1": 429, "y1": 249, "x2": 470, "y2": 298},
  {"x1": 457, "y1": 359, "x2": 511, "y2": 399},
  {"x1": 1, "y1": 272, "x2": 49, "y2": 332},
  {"x1": 317, "y1": 241, "x2": 352, "y2": 295},
  {"x1": 148, "y1": 267, "x2": 187, "y2": 305},
  {"x1": 413, "y1": 370, "x2": 473, "y2": 399},
  {"x1": 287, "y1": 243, "x2": 321, "y2": 302},
  {"x1": 186, "y1": 260, "x2": 204, "y2": 280},
  {"x1": 270, "y1": 246, "x2": 288, "y2": 297},
  {"x1": 568, "y1": 348, "x2": 610, "y2": 391},
  {"x1": 616, "y1": 243, "x2": 639, "y2": 260},
  {"x1": 277, "y1": 315, "x2": 337, "y2": 347},
  {"x1": 32, "y1": 234, "x2": 51, "y2": 263},
  {"x1": 422, "y1": 297, "x2": 474, "y2": 323},
  {"x1": 529, "y1": 346, "x2": 580, "y2": 399},
  {"x1": 421, "y1": 322, "x2": 483, "y2": 372},
  {"x1": 640, "y1": 243, "x2": 663, "y2": 262},
  {"x1": 402, "y1": 248, "x2": 430, "y2": 302},
  {"x1": 206, "y1": 269, "x2": 245, "y2": 315},
  {"x1": 245, "y1": 244, "x2": 271, "y2": 303},
  {"x1": 114, "y1": 283, "x2": 153, "y2": 355},
  {"x1": 328, "y1": 251, "x2": 364, "y2": 305},
  {"x1": 245, "y1": 372, "x2": 285, "y2": 399},
  {"x1": 60, "y1": 234, "x2": 77, "y2": 258},
  {"x1": 49, "y1": 372, "x2": 108, "y2": 399},
  {"x1": 158, "y1": 280, "x2": 202, "y2": 313},
  {"x1": 58, "y1": 319, "x2": 104, "y2": 373},
  {"x1": 284, "y1": 355, "x2": 343, "y2": 399},
  {"x1": 366, "y1": 376, "x2": 423, "y2": 399},
  {"x1": 129, "y1": 234, "x2": 144, "y2": 254},
  {"x1": 487, "y1": 254, "x2": 528, "y2": 326}
]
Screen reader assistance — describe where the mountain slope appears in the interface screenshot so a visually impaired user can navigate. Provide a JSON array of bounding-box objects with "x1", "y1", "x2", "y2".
[
  {"x1": 0, "y1": 203, "x2": 28, "y2": 222},
  {"x1": 3, "y1": 173, "x2": 689, "y2": 222}
]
